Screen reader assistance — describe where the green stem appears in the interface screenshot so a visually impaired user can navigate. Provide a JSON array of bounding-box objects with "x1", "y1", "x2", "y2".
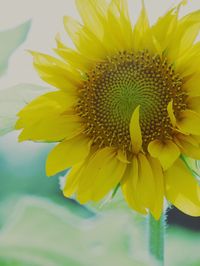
[{"x1": 148, "y1": 212, "x2": 165, "y2": 265}]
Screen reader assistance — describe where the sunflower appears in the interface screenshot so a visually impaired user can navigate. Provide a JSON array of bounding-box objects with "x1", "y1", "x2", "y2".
[{"x1": 16, "y1": 0, "x2": 200, "y2": 219}]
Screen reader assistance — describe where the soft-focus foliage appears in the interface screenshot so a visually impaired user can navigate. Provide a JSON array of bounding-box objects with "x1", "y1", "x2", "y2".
[
  {"x1": 0, "y1": 19, "x2": 35, "y2": 136},
  {"x1": 0, "y1": 195, "x2": 199, "y2": 266},
  {"x1": 0, "y1": 197, "x2": 156, "y2": 266},
  {"x1": 0, "y1": 20, "x2": 31, "y2": 76}
]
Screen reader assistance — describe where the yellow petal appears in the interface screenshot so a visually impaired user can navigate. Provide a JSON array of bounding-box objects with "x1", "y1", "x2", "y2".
[
  {"x1": 63, "y1": 16, "x2": 83, "y2": 48},
  {"x1": 181, "y1": 141, "x2": 200, "y2": 160},
  {"x1": 152, "y1": 6, "x2": 178, "y2": 53},
  {"x1": 109, "y1": 0, "x2": 130, "y2": 23},
  {"x1": 55, "y1": 33, "x2": 67, "y2": 49},
  {"x1": 63, "y1": 162, "x2": 84, "y2": 197},
  {"x1": 77, "y1": 147, "x2": 126, "y2": 203},
  {"x1": 177, "y1": 110, "x2": 200, "y2": 135},
  {"x1": 165, "y1": 159, "x2": 200, "y2": 216},
  {"x1": 183, "y1": 157, "x2": 200, "y2": 177},
  {"x1": 176, "y1": 134, "x2": 199, "y2": 147},
  {"x1": 16, "y1": 91, "x2": 76, "y2": 129},
  {"x1": 167, "y1": 11, "x2": 200, "y2": 61},
  {"x1": 106, "y1": 0, "x2": 132, "y2": 51},
  {"x1": 46, "y1": 135, "x2": 92, "y2": 176},
  {"x1": 18, "y1": 114, "x2": 83, "y2": 142},
  {"x1": 167, "y1": 100, "x2": 176, "y2": 127},
  {"x1": 63, "y1": 16, "x2": 106, "y2": 60},
  {"x1": 176, "y1": 134, "x2": 200, "y2": 160},
  {"x1": 116, "y1": 149, "x2": 130, "y2": 164},
  {"x1": 187, "y1": 96, "x2": 200, "y2": 114},
  {"x1": 75, "y1": 0, "x2": 107, "y2": 39},
  {"x1": 156, "y1": 3, "x2": 200, "y2": 62},
  {"x1": 133, "y1": 1, "x2": 156, "y2": 52},
  {"x1": 148, "y1": 157, "x2": 164, "y2": 220},
  {"x1": 121, "y1": 156, "x2": 147, "y2": 215},
  {"x1": 136, "y1": 153, "x2": 156, "y2": 210},
  {"x1": 91, "y1": 159, "x2": 126, "y2": 202},
  {"x1": 148, "y1": 139, "x2": 180, "y2": 170},
  {"x1": 175, "y1": 10, "x2": 200, "y2": 56},
  {"x1": 132, "y1": 156, "x2": 139, "y2": 189},
  {"x1": 15, "y1": 91, "x2": 80, "y2": 141},
  {"x1": 30, "y1": 51, "x2": 81, "y2": 91},
  {"x1": 176, "y1": 43, "x2": 200, "y2": 77},
  {"x1": 54, "y1": 47, "x2": 91, "y2": 72},
  {"x1": 130, "y1": 106, "x2": 142, "y2": 154}
]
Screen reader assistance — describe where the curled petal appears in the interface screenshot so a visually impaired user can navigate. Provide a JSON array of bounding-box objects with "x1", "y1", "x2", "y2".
[
  {"x1": 148, "y1": 139, "x2": 180, "y2": 170},
  {"x1": 167, "y1": 100, "x2": 176, "y2": 127},
  {"x1": 130, "y1": 106, "x2": 142, "y2": 154}
]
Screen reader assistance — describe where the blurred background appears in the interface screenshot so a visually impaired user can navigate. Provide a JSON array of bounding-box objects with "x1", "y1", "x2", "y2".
[{"x1": 0, "y1": 0, "x2": 200, "y2": 265}]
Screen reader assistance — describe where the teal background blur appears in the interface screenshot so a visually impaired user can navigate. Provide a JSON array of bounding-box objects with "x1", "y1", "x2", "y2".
[{"x1": 0, "y1": 1, "x2": 200, "y2": 265}]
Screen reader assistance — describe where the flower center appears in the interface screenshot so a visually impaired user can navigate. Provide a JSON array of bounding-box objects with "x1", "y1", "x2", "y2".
[{"x1": 76, "y1": 50, "x2": 187, "y2": 153}]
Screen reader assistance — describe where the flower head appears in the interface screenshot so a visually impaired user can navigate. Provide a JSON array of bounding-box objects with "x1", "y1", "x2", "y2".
[{"x1": 16, "y1": 0, "x2": 200, "y2": 219}]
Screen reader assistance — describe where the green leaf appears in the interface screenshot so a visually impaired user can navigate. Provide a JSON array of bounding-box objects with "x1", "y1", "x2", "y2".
[
  {"x1": 0, "y1": 83, "x2": 51, "y2": 136},
  {"x1": 0, "y1": 20, "x2": 31, "y2": 76}
]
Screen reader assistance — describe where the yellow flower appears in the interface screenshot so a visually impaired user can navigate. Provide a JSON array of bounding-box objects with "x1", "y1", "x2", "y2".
[{"x1": 16, "y1": 0, "x2": 200, "y2": 219}]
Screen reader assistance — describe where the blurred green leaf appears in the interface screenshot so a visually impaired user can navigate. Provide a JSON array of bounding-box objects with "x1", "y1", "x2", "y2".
[
  {"x1": 0, "y1": 196, "x2": 156, "y2": 266},
  {"x1": 0, "y1": 83, "x2": 51, "y2": 135},
  {"x1": 0, "y1": 20, "x2": 31, "y2": 76}
]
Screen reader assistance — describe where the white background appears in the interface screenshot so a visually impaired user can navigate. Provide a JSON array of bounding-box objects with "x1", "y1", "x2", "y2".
[{"x1": 0, "y1": 0, "x2": 200, "y2": 89}]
